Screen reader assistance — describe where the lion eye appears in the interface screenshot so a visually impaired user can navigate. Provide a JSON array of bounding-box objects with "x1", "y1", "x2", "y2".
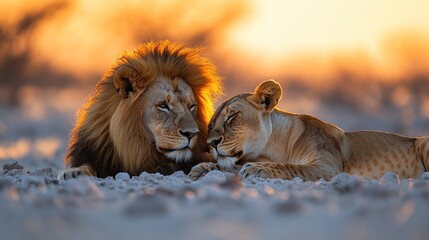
[
  {"x1": 226, "y1": 113, "x2": 238, "y2": 123},
  {"x1": 189, "y1": 104, "x2": 196, "y2": 111},
  {"x1": 157, "y1": 103, "x2": 170, "y2": 111},
  {"x1": 208, "y1": 122, "x2": 214, "y2": 130}
]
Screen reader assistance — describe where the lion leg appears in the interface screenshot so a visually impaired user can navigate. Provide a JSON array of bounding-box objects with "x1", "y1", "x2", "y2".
[
  {"x1": 239, "y1": 162, "x2": 339, "y2": 181},
  {"x1": 188, "y1": 162, "x2": 220, "y2": 180},
  {"x1": 57, "y1": 164, "x2": 97, "y2": 180}
]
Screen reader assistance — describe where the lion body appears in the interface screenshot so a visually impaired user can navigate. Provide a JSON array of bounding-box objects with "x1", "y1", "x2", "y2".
[
  {"x1": 59, "y1": 41, "x2": 222, "y2": 179},
  {"x1": 189, "y1": 80, "x2": 428, "y2": 181}
]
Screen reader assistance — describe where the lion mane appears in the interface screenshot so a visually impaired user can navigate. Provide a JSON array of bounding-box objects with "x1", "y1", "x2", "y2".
[{"x1": 64, "y1": 41, "x2": 222, "y2": 178}]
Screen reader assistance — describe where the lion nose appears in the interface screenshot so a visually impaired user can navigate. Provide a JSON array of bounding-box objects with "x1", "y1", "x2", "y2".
[
  {"x1": 179, "y1": 130, "x2": 198, "y2": 140},
  {"x1": 209, "y1": 137, "x2": 222, "y2": 148}
]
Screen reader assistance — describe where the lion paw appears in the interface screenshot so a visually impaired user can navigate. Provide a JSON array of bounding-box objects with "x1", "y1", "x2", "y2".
[
  {"x1": 239, "y1": 163, "x2": 271, "y2": 179},
  {"x1": 57, "y1": 167, "x2": 93, "y2": 180},
  {"x1": 188, "y1": 162, "x2": 219, "y2": 181}
]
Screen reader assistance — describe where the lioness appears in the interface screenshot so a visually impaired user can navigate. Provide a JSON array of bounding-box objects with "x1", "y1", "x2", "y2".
[
  {"x1": 189, "y1": 80, "x2": 429, "y2": 181},
  {"x1": 58, "y1": 41, "x2": 222, "y2": 180}
]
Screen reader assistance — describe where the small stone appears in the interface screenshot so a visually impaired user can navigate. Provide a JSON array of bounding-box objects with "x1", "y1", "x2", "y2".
[
  {"x1": 380, "y1": 172, "x2": 400, "y2": 184},
  {"x1": 115, "y1": 172, "x2": 130, "y2": 180},
  {"x1": 20, "y1": 175, "x2": 44, "y2": 187},
  {"x1": 33, "y1": 168, "x2": 54, "y2": 178},
  {"x1": 200, "y1": 170, "x2": 226, "y2": 184},
  {"x1": 3, "y1": 161, "x2": 24, "y2": 174},
  {"x1": 4, "y1": 169, "x2": 23, "y2": 177},
  {"x1": 171, "y1": 171, "x2": 186, "y2": 178},
  {"x1": 331, "y1": 173, "x2": 362, "y2": 193},
  {"x1": 138, "y1": 172, "x2": 149, "y2": 179}
]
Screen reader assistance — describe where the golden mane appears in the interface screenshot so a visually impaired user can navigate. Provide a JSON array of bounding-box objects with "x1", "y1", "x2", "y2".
[{"x1": 64, "y1": 41, "x2": 222, "y2": 177}]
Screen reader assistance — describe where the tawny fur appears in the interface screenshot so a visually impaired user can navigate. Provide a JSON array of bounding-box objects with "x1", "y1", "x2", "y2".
[
  {"x1": 60, "y1": 41, "x2": 222, "y2": 179},
  {"x1": 189, "y1": 80, "x2": 428, "y2": 181}
]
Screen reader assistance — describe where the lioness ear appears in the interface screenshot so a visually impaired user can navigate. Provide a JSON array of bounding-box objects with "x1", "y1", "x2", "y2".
[
  {"x1": 113, "y1": 66, "x2": 137, "y2": 99},
  {"x1": 249, "y1": 80, "x2": 282, "y2": 111}
]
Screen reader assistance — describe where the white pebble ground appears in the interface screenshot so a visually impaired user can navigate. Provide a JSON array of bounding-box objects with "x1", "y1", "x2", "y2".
[{"x1": 1, "y1": 160, "x2": 429, "y2": 240}]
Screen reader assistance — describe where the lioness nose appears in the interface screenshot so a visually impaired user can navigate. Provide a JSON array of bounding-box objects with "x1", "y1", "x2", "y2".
[
  {"x1": 209, "y1": 137, "x2": 222, "y2": 148},
  {"x1": 179, "y1": 130, "x2": 198, "y2": 140}
]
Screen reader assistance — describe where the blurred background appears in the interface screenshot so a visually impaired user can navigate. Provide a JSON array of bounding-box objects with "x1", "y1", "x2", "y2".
[{"x1": 1, "y1": 0, "x2": 429, "y2": 163}]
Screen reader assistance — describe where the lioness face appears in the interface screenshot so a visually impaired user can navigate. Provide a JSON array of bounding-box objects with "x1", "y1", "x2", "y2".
[
  {"x1": 143, "y1": 77, "x2": 199, "y2": 162},
  {"x1": 207, "y1": 80, "x2": 282, "y2": 170},
  {"x1": 206, "y1": 96, "x2": 270, "y2": 169}
]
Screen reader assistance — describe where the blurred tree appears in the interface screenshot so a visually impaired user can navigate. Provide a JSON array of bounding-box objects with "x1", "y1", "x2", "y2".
[
  {"x1": 0, "y1": 1, "x2": 69, "y2": 105},
  {"x1": 0, "y1": 0, "x2": 251, "y2": 106},
  {"x1": 23, "y1": 0, "x2": 251, "y2": 77}
]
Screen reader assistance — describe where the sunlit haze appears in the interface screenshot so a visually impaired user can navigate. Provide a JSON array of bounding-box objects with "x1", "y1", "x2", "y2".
[
  {"x1": 1, "y1": 0, "x2": 429, "y2": 136},
  {"x1": 2, "y1": 0, "x2": 429, "y2": 80},
  {"x1": 231, "y1": 0, "x2": 429, "y2": 57},
  {"x1": 227, "y1": 0, "x2": 429, "y2": 81}
]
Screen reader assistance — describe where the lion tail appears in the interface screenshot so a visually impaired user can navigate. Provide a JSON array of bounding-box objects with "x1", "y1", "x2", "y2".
[{"x1": 415, "y1": 137, "x2": 429, "y2": 172}]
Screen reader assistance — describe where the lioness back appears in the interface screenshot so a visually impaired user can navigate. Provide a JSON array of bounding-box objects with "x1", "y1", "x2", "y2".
[{"x1": 344, "y1": 131, "x2": 424, "y2": 179}]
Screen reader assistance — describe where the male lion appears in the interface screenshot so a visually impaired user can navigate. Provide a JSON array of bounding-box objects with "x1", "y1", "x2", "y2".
[
  {"x1": 58, "y1": 41, "x2": 222, "y2": 180},
  {"x1": 189, "y1": 80, "x2": 429, "y2": 181}
]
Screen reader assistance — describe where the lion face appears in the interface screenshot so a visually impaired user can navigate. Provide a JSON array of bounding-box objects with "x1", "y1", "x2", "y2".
[
  {"x1": 111, "y1": 72, "x2": 201, "y2": 163},
  {"x1": 142, "y1": 77, "x2": 199, "y2": 161},
  {"x1": 66, "y1": 41, "x2": 222, "y2": 177},
  {"x1": 207, "y1": 80, "x2": 282, "y2": 170}
]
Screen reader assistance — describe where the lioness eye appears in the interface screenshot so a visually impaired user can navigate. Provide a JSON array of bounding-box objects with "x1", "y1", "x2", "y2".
[
  {"x1": 157, "y1": 103, "x2": 170, "y2": 111},
  {"x1": 226, "y1": 113, "x2": 238, "y2": 123},
  {"x1": 190, "y1": 104, "x2": 196, "y2": 111},
  {"x1": 208, "y1": 122, "x2": 214, "y2": 130}
]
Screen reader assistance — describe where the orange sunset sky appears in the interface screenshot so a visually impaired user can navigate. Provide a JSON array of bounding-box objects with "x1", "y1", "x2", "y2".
[
  {"x1": 226, "y1": 0, "x2": 429, "y2": 85},
  {"x1": 0, "y1": 0, "x2": 429, "y2": 157},
  {"x1": 1, "y1": 0, "x2": 429, "y2": 124},
  {"x1": 2, "y1": 0, "x2": 429, "y2": 82}
]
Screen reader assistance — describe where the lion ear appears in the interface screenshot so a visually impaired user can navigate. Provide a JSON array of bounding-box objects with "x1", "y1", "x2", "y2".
[
  {"x1": 248, "y1": 80, "x2": 282, "y2": 112},
  {"x1": 113, "y1": 66, "x2": 137, "y2": 99}
]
